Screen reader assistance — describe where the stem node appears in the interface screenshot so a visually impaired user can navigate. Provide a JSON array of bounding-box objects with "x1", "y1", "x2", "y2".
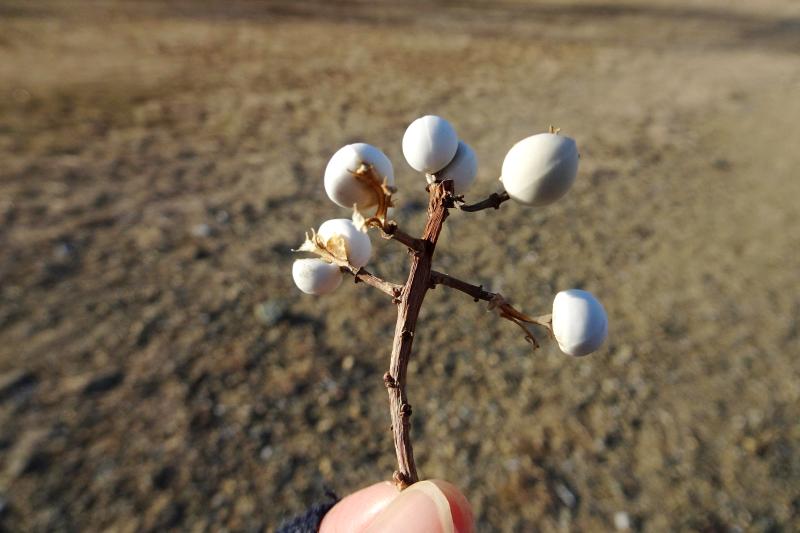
[
  {"x1": 383, "y1": 372, "x2": 397, "y2": 388},
  {"x1": 393, "y1": 471, "x2": 410, "y2": 490}
]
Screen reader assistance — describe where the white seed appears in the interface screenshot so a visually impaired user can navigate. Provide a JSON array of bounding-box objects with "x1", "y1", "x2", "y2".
[
  {"x1": 437, "y1": 141, "x2": 477, "y2": 195},
  {"x1": 318, "y1": 218, "x2": 372, "y2": 268},
  {"x1": 500, "y1": 133, "x2": 579, "y2": 206},
  {"x1": 552, "y1": 289, "x2": 608, "y2": 357},
  {"x1": 402, "y1": 115, "x2": 459, "y2": 173},
  {"x1": 292, "y1": 258, "x2": 343, "y2": 295},
  {"x1": 324, "y1": 143, "x2": 394, "y2": 209}
]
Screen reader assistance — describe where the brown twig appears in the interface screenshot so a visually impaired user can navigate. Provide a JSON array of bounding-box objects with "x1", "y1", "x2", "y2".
[
  {"x1": 381, "y1": 220, "x2": 425, "y2": 254},
  {"x1": 431, "y1": 270, "x2": 553, "y2": 348},
  {"x1": 430, "y1": 270, "x2": 494, "y2": 302},
  {"x1": 385, "y1": 180, "x2": 455, "y2": 489},
  {"x1": 345, "y1": 267, "x2": 403, "y2": 300},
  {"x1": 459, "y1": 190, "x2": 511, "y2": 212}
]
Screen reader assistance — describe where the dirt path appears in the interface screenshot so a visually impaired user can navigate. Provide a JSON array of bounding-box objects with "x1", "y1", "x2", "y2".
[{"x1": 1, "y1": 1, "x2": 798, "y2": 530}]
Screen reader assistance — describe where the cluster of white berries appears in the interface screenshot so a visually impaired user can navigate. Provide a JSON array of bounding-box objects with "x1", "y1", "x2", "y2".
[
  {"x1": 403, "y1": 115, "x2": 478, "y2": 194},
  {"x1": 291, "y1": 218, "x2": 372, "y2": 295},
  {"x1": 292, "y1": 115, "x2": 608, "y2": 357}
]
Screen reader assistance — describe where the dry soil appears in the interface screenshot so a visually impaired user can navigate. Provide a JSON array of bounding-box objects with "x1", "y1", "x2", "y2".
[{"x1": 1, "y1": 0, "x2": 799, "y2": 531}]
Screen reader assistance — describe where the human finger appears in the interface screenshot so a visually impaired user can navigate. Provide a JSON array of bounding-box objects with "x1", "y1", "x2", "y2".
[
  {"x1": 363, "y1": 479, "x2": 474, "y2": 533},
  {"x1": 319, "y1": 481, "x2": 399, "y2": 533}
]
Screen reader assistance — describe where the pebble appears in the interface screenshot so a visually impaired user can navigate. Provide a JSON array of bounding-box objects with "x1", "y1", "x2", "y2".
[
  {"x1": 254, "y1": 300, "x2": 288, "y2": 327},
  {"x1": 259, "y1": 446, "x2": 274, "y2": 461},
  {"x1": 191, "y1": 223, "x2": 212, "y2": 238},
  {"x1": 341, "y1": 355, "x2": 355, "y2": 371},
  {"x1": 614, "y1": 511, "x2": 631, "y2": 530},
  {"x1": 554, "y1": 482, "x2": 577, "y2": 509}
]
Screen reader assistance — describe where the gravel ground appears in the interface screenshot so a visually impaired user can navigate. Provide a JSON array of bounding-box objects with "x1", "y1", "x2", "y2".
[{"x1": 1, "y1": 1, "x2": 799, "y2": 531}]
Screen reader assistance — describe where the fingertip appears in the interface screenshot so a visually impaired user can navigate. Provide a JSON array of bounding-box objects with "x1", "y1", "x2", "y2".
[
  {"x1": 320, "y1": 481, "x2": 398, "y2": 533},
  {"x1": 364, "y1": 480, "x2": 474, "y2": 533}
]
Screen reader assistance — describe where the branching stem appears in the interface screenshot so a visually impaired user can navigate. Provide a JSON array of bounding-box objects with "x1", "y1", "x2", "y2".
[
  {"x1": 430, "y1": 270, "x2": 494, "y2": 302},
  {"x1": 376, "y1": 184, "x2": 542, "y2": 488},
  {"x1": 382, "y1": 221, "x2": 425, "y2": 253},
  {"x1": 431, "y1": 270, "x2": 553, "y2": 348},
  {"x1": 459, "y1": 190, "x2": 511, "y2": 212},
  {"x1": 345, "y1": 267, "x2": 402, "y2": 299}
]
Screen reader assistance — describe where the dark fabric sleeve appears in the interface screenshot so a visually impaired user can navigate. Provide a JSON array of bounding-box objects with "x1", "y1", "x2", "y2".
[{"x1": 275, "y1": 492, "x2": 339, "y2": 533}]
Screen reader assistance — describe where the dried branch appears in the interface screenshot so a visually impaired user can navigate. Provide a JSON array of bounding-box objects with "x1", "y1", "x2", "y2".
[
  {"x1": 430, "y1": 270, "x2": 494, "y2": 302},
  {"x1": 385, "y1": 180, "x2": 454, "y2": 489},
  {"x1": 382, "y1": 220, "x2": 425, "y2": 253},
  {"x1": 345, "y1": 267, "x2": 402, "y2": 299},
  {"x1": 459, "y1": 190, "x2": 511, "y2": 212},
  {"x1": 431, "y1": 270, "x2": 553, "y2": 349}
]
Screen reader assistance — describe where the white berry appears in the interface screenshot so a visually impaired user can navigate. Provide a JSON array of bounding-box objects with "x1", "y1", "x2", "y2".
[
  {"x1": 324, "y1": 143, "x2": 394, "y2": 209},
  {"x1": 292, "y1": 258, "x2": 343, "y2": 295},
  {"x1": 500, "y1": 133, "x2": 579, "y2": 206},
  {"x1": 402, "y1": 115, "x2": 459, "y2": 174},
  {"x1": 552, "y1": 289, "x2": 608, "y2": 356},
  {"x1": 437, "y1": 141, "x2": 477, "y2": 195},
  {"x1": 318, "y1": 218, "x2": 372, "y2": 268}
]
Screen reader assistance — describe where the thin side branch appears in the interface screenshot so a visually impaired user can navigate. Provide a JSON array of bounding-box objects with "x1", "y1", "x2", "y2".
[
  {"x1": 430, "y1": 270, "x2": 494, "y2": 302},
  {"x1": 382, "y1": 221, "x2": 425, "y2": 253},
  {"x1": 459, "y1": 190, "x2": 511, "y2": 212},
  {"x1": 345, "y1": 267, "x2": 402, "y2": 299},
  {"x1": 431, "y1": 269, "x2": 553, "y2": 349}
]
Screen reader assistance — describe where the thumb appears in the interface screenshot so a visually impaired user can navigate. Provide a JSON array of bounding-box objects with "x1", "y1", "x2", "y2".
[{"x1": 364, "y1": 480, "x2": 474, "y2": 533}]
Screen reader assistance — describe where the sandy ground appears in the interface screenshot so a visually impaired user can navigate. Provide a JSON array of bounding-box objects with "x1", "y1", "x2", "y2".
[{"x1": 1, "y1": 0, "x2": 799, "y2": 531}]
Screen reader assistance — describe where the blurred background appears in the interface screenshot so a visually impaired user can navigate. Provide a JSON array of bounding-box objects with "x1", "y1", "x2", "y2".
[{"x1": 1, "y1": 0, "x2": 799, "y2": 530}]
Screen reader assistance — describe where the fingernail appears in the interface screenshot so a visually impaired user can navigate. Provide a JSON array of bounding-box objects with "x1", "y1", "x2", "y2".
[{"x1": 364, "y1": 480, "x2": 454, "y2": 533}]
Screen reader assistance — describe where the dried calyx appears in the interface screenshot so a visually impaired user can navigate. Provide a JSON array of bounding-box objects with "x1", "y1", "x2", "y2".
[
  {"x1": 349, "y1": 163, "x2": 395, "y2": 232},
  {"x1": 295, "y1": 218, "x2": 372, "y2": 271},
  {"x1": 488, "y1": 295, "x2": 553, "y2": 350},
  {"x1": 324, "y1": 143, "x2": 394, "y2": 209},
  {"x1": 317, "y1": 219, "x2": 372, "y2": 268}
]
